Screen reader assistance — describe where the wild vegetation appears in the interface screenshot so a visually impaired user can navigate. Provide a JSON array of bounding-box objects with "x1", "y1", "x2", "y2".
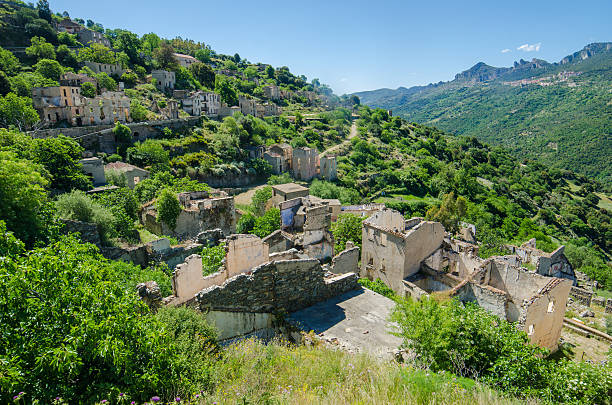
[
  {"x1": 355, "y1": 44, "x2": 612, "y2": 186},
  {"x1": 0, "y1": 2, "x2": 610, "y2": 404}
]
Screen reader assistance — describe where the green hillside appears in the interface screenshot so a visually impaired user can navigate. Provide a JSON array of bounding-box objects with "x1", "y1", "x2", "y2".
[{"x1": 354, "y1": 43, "x2": 612, "y2": 186}]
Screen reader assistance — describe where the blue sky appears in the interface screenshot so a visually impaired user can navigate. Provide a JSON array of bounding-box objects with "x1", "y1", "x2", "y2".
[{"x1": 50, "y1": 0, "x2": 611, "y2": 94}]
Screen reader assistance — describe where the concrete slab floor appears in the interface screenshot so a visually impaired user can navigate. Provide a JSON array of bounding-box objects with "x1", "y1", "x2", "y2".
[{"x1": 288, "y1": 288, "x2": 403, "y2": 360}]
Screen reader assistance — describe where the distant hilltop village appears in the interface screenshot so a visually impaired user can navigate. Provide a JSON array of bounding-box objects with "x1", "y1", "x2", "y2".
[{"x1": 16, "y1": 14, "x2": 343, "y2": 130}]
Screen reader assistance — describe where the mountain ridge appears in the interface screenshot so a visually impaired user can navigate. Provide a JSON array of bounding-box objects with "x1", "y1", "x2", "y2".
[{"x1": 353, "y1": 42, "x2": 612, "y2": 185}]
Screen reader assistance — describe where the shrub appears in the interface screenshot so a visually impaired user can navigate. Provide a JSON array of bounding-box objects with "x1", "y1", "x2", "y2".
[
  {"x1": 201, "y1": 245, "x2": 225, "y2": 276},
  {"x1": 156, "y1": 188, "x2": 180, "y2": 230},
  {"x1": 391, "y1": 297, "x2": 612, "y2": 403},
  {"x1": 127, "y1": 140, "x2": 170, "y2": 172},
  {"x1": 251, "y1": 207, "x2": 280, "y2": 238},
  {"x1": 251, "y1": 186, "x2": 272, "y2": 216},
  {"x1": 55, "y1": 190, "x2": 116, "y2": 243},
  {"x1": 331, "y1": 213, "x2": 363, "y2": 253},
  {"x1": 236, "y1": 212, "x2": 256, "y2": 234},
  {"x1": 0, "y1": 236, "x2": 216, "y2": 403},
  {"x1": 267, "y1": 172, "x2": 292, "y2": 185},
  {"x1": 310, "y1": 179, "x2": 361, "y2": 204},
  {"x1": 0, "y1": 151, "x2": 51, "y2": 247},
  {"x1": 80, "y1": 81, "x2": 96, "y2": 98}
]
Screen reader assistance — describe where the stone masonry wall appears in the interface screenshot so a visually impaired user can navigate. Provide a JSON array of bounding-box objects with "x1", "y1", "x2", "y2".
[
  {"x1": 570, "y1": 286, "x2": 593, "y2": 307},
  {"x1": 331, "y1": 246, "x2": 360, "y2": 274},
  {"x1": 61, "y1": 219, "x2": 101, "y2": 247},
  {"x1": 196, "y1": 259, "x2": 359, "y2": 313}
]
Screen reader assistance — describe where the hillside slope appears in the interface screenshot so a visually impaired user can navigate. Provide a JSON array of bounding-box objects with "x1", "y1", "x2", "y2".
[{"x1": 354, "y1": 43, "x2": 612, "y2": 185}]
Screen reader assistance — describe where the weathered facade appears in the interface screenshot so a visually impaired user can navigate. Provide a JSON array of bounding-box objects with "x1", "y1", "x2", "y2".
[
  {"x1": 361, "y1": 211, "x2": 445, "y2": 294},
  {"x1": 174, "y1": 53, "x2": 198, "y2": 68},
  {"x1": 152, "y1": 70, "x2": 176, "y2": 91},
  {"x1": 292, "y1": 147, "x2": 318, "y2": 181},
  {"x1": 506, "y1": 239, "x2": 576, "y2": 284},
  {"x1": 319, "y1": 155, "x2": 338, "y2": 181},
  {"x1": 32, "y1": 86, "x2": 131, "y2": 127},
  {"x1": 271, "y1": 183, "x2": 310, "y2": 202},
  {"x1": 79, "y1": 157, "x2": 106, "y2": 186},
  {"x1": 83, "y1": 61, "x2": 124, "y2": 77}
]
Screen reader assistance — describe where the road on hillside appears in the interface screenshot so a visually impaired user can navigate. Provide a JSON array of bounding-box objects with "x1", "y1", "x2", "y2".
[{"x1": 320, "y1": 121, "x2": 358, "y2": 157}]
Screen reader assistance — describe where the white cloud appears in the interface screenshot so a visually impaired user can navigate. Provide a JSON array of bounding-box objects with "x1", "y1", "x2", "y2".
[
  {"x1": 340, "y1": 77, "x2": 348, "y2": 82},
  {"x1": 501, "y1": 48, "x2": 511, "y2": 53},
  {"x1": 517, "y1": 43, "x2": 541, "y2": 52}
]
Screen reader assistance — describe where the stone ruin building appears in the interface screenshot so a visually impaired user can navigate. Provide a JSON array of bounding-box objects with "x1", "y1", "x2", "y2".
[
  {"x1": 360, "y1": 209, "x2": 574, "y2": 351},
  {"x1": 32, "y1": 82, "x2": 131, "y2": 127},
  {"x1": 166, "y1": 233, "x2": 361, "y2": 340},
  {"x1": 278, "y1": 195, "x2": 337, "y2": 261},
  {"x1": 140, "y1": 190, "x2": 236, "y2": 240}
]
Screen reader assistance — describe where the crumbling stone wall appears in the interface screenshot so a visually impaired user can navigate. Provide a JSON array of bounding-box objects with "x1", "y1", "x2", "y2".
[
  {"x1": 570, "y1": 286, "x2": 593, "y2": 307},
  {"x1": 196, "y1": 259, "x2": 359, "y2": 313},
  {"x1": 263, "y1": 230, "x2": 294, "y2": 253},
  {"x1": 61, "y1": 219, "x2": 101, "y2": 247},
  {"x1": 225, "y1": 234, "x2": 269, "y2": 277},
  {"x1": 319, "y1": 155, "x2": 337, "y2": 181},
  {"x1": 331, "y1": 246, "x2": 360, "y2": 274}
]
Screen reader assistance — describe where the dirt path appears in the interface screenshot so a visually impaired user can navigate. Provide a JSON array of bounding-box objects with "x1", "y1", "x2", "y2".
[
  {"x1": 234, "y1": 184, "x2": 267, "y2": 206},
  {"x1": 320, "y1": 122, "x2": 358, "y2": 157}
]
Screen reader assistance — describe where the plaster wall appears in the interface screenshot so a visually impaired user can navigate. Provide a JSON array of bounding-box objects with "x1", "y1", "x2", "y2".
[{"x1": 225, "y1": 235, "x2": 270, "y2": 277}]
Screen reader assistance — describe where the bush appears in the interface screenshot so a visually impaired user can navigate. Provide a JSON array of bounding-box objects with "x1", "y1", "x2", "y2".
[
  {"x1": 236, "y1": 212, "x2": 256, "y2": 234},
  {"x1": 251, "y1": 186, "x2": 272, "y2": 216},
  {"x1": 80, "y1": 81, "x2": 96, "y2": 98},
  {"x1": 310, "y1": 179, "x2": 361, "y2": 204},
  {"x1": 201, "y1": 245, "x2": 225, "y2": 276},
  {"x1": 0, "y1": 236, "x2": 216, "y2": 403},
  {"x1": 251, "y1": 207, "x2": 280, "y2": 238},
  {"x1": 127, "y1": 140, "x2": 170, "y2": 172},
  {"x1": 391, "y1": 297, "x2": 612, "y2": 403},
  {"x1": 156, "y1": 188, "x2": 180, "y2": 230},
  {"x1": 0, "y1": 151, "x2": 52, "y2": 247},
  {"x1": 267, "y1": 172, "x2": 292, "y2": 185},
  {"x1": 55, "y1": 190, "x2": 116, "y2": 243},
  {"x1": 331, "y1": 213, "x2": 363, "y2": 253}
]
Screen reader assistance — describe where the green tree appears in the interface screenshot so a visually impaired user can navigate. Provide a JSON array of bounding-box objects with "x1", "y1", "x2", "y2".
[
  {"x1": 175, "y1": 66, "x2": 200, "y2": 90},
  {"x1": 80, "y1": 81, "x2": 96, "y2": 98},
  {"x1": 57, "y1": 31, "x2": 78, "y2": 46},
  {"x1": 190, "y1": 62, "x2": 215, "y2": 89},
  {"x1": 426, "y1": 192, "x2": 467, "y2": 234},
  {"x1": 251, "y1": 186, "x2": 272, "y2": 216},
  {"x1": 120, "y1": 71, "x2": 138, "y2": 88},
  {"x1": 331, "y1": 213, "x2": 363, "y2": 253},
  {"x1": 25, "y1": 36, "x2": 55, "y2": 61},
  {"x1": 0, "y1": 152, "x2": 49, "y2": 247},
  {"x1": 0, "y1": 236, "x2": 217, "y2": 403},
  {"x1": 215, "y1": 75, "x2": 238, "y2": 106},
  {"x1": 0, "y1": 47, "x2": 20, "y2": 75},
  {"x1": 115, "y1": 30, "x2": 142, "y2": 65},
  {"x1": 94, "y1": 72, "x2": 117, "y2": 91},
  {"x1": 236, "y1": 212, "x2": 256, "y2": 234},
  {"x1": 0, "y1": 71, "x2": 10, "y2": 96},
  {"x1": 36, "y1": 0, "x2": 52, "y2": 22},
  {"x1": 194, "y1": 48, "x2": 212, "y2": 63},
  {"x1": 126, "y1": 140, "x2": 170, "y2": 171},
  {"x1": 30, "y1": 135, "x2": 92, "y2": 191},
  {"x1": 154, "y1": 42, "x2": 178, "y2": 70},
  {"x1": 78, "y1": 43, "x2": 117, "y2": 64},
  {"x1": 244, "y1": 66, "x2": 258, "y2": 80},
  {"x1": 56, "y1": 44, "x2": 79, "y2": 69},
  {"x1": 0, "y1": 93, "x2": 40, "y2": 131},
  {"x1": 34, "y1": 58, "x2": 63, "y2": 81},
  {"x1": 156, "y1": 188, "x2": 181, "y2": 230},
  {"x1": 251, "y1": 207, "x2": 280, "y2": 238},
  {"x1": 130, "y1": 99, "x2": 148, "y2": 121}
]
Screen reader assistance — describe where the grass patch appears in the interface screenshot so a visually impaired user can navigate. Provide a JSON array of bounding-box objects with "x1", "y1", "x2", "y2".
[
  {"x1": 594, "y1": 288, "x2": 612, "y2": 300},
  {"x1": 595, "y1": 192, "x2": 612, "y2": 212},
  {"x1": 137, "y1": 226, "x2": 179, "y2": 245},
  {"x1": 203, "y1": 339, "x2": 526, "y2": 405}
]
